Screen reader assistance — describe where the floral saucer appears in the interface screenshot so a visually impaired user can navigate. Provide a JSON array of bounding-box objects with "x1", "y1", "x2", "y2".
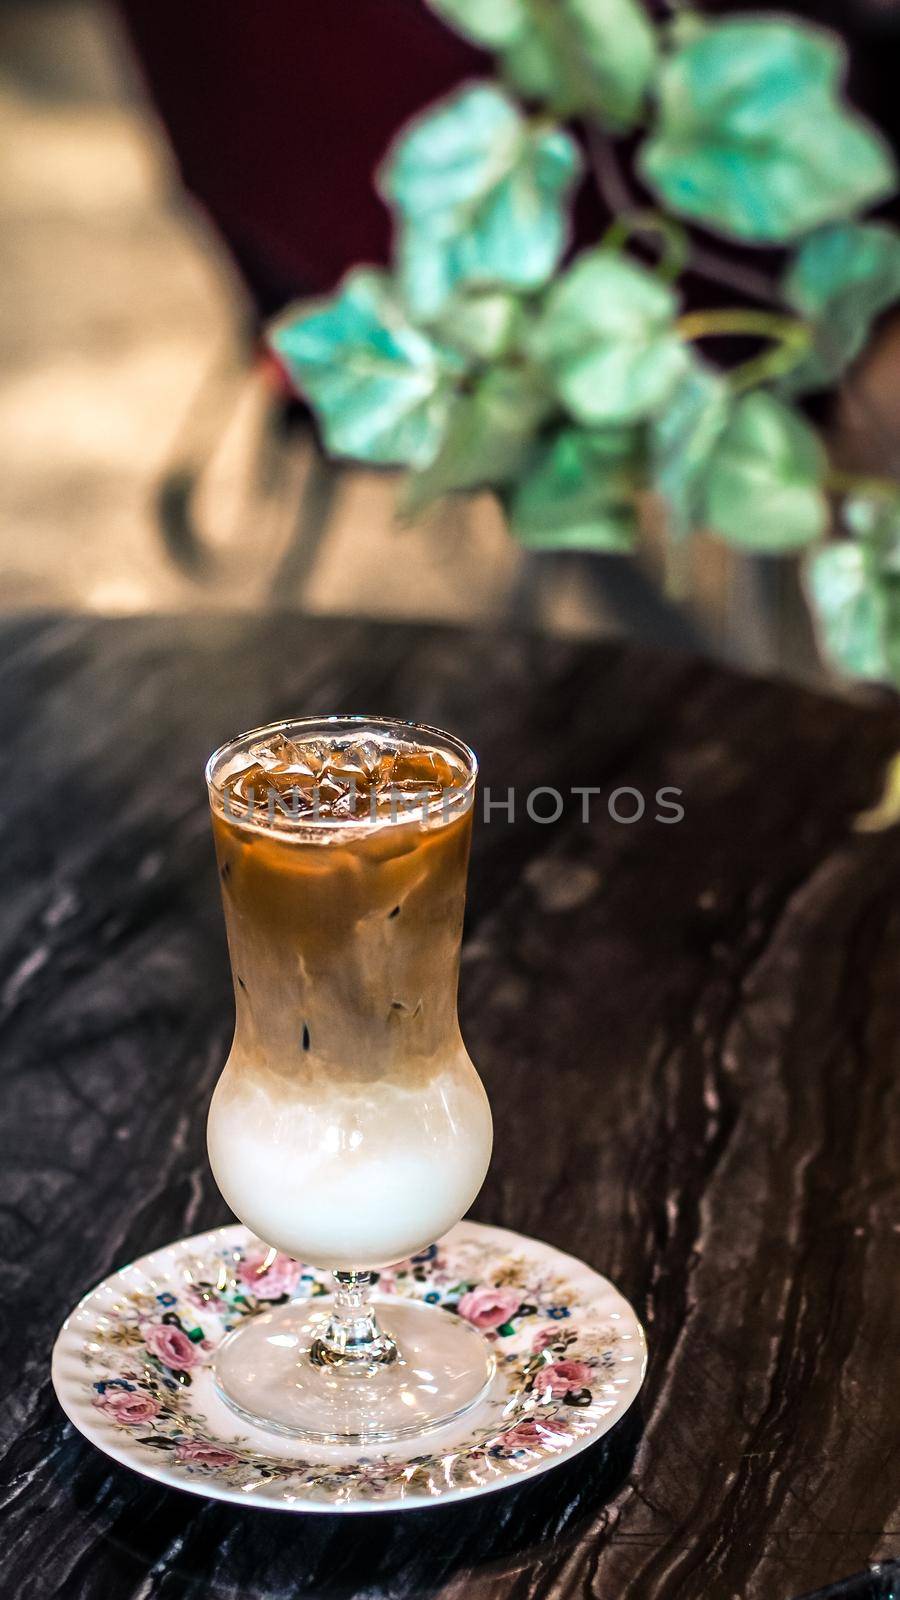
[{"x1": 51, "y1": 1220, "x2": 647, "y2": 1513}]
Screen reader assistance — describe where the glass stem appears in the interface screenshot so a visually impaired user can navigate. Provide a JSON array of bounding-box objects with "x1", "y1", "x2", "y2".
[{"x1": 309, "y1": 1270, "x2": 399, "y2": 1371}]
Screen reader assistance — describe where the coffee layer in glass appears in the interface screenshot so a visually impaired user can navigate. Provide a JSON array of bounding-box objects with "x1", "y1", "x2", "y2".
[{"x1": 204, "y1": 716, "x2": 493, "y2": 1441}]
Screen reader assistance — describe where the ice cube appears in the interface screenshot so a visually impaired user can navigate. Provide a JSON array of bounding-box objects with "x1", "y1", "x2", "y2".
[
  {"x1": 250, "y1": 735, "x2": 329, "y2": 779},
  {"x1": 373, "y1": 751, "x2": 397, "y2": 792},
  {"x1": 331, "y1": 788, "x2": 366, "y2": 818},
  {"x1": 346, "y1": 738, "x2": 382, "y2": 777},
  {"x1": 324, "y1": 755, "x2": 368, "y2": 787},
  {"x1": 314, "y1": 777, "x2": 349, "y2": 816},
  {"x1": 229, "y1": 762, "x2": 268, "y2": 801},
  {"x1": 248, "y1": 734, "x2": 301, "y2": 766}
]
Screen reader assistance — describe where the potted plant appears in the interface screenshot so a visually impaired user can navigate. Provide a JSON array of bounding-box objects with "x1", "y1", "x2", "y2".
[{"x1": 269, "y1": 1, "x2": 900, "y2": 687}]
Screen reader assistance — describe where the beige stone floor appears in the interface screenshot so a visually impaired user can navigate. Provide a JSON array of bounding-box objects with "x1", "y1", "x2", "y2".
[{"x1": 0, "y1": 0, "x2": 533, "y2": 625}]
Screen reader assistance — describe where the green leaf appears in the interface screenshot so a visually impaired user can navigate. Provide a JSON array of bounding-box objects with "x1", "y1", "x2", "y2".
[
  {"x1": 429, "y1": 291, "x2": 525, "y2": 361},
  {"x1": 427, "y1": 0, "x2": 523, "y2": 49},
  {"x1": 639, "y1": 20, "x2": 896, "y2": 244},
  {"x1": 529, "y1": 249, "x2": 689, "y2": 425},
  {"x1": 379, "y1": 86, "x2": 580, "y2": 320},
  {"x1": 508, "y1": 425, "x2": 643, "y2": 550},
  {"x1": 429, "y1": 0, "x2": 657, "y2": 130},
  {"x1": 703, "y1": 392, "x2": 828, "y2": 550},
  {"x1": 651, "y1": 360, "x2": 730, "y2": 538},
  {"x1": 499, "y1": 24, "x2": 558, "y2": 104},
  {"x1": 510, "y1": 0, "x2": 657, "y2": 130},
  {"x1": 806, "y1": 542, "x2": 900, "y2": 681},
  {"x1": 552, "y1": 0, "x2": 658, "y2": 128},
  {"x1": 402, "y1": 365, "x2": 553, "y2": 515},
  {"x1": 844, "y1": 493, "x2": 900, "y2": 572},
  {"x1": 269, "y1": 270, "x2": 463, "y2": 467},
  {"x1": 782, "y1": 223, "x2": 900, "y2": 393},
  {"x1": 844, "y1": 496, "x2": 882, "y2": 541}
]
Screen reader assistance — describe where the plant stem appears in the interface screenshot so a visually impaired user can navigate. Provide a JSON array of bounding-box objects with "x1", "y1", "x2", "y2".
[
  {"x1": 584, "y1": 127, "x2": 784, "y2": 306},
  {"x1": 687, "y1": 243, "x2": 785, "y2": 309},
  {"x1": 826, "y1": 468, "x2": 900, "y2": 501},
  {"x1": 602, "y1": 209, "x2": 689, "y2": 281},
  {"x1": 586, "y1": 125, "x2": 634, "y2": 216},
  {"x1": 676, "y1": 308, "x2": 812, "y2": 388},
  {"x1": 676, "y1": 308, "x2": 804, "y2": 341}
]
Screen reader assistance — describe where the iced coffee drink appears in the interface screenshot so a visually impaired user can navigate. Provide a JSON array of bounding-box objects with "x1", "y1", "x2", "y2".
[{"x1": 205, "y1": 716, "x2": 494, "y2": 1441}]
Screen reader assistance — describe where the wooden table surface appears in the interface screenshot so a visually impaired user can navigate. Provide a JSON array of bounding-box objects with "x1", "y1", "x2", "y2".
[{"x1": 2, "y1": 613, "x2": 899, "y2": 1600}]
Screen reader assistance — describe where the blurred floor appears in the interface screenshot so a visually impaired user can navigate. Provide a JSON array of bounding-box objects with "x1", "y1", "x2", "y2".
[{"x1": 0, "y1": 0, "x2": 530, "y2": 624}]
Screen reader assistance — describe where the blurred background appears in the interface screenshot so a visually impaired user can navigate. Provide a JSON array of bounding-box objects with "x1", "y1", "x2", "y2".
[{"x1": 3, "y1": 0, "x2": 900, "y2": 676}]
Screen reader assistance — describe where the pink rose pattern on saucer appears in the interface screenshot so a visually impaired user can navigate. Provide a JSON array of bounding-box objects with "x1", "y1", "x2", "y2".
[{"x1": 68, "y1": 1229, "x2": 638, "y2": 1507}]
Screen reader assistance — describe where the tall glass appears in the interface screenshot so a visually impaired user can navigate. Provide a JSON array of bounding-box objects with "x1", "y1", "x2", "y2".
[{"x1": 205, "y1": 716, "x2": 493, "y2": 1442}]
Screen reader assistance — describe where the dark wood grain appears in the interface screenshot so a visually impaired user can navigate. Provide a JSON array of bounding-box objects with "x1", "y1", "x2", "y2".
[{"x1": 1, "y1": 613, "x2": 899, "y2": 1600}]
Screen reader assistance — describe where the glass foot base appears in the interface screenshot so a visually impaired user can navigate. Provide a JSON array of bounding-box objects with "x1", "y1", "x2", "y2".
[{"x1": 212, "y1": 1297, "x2": 496, "y2": 1443}]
